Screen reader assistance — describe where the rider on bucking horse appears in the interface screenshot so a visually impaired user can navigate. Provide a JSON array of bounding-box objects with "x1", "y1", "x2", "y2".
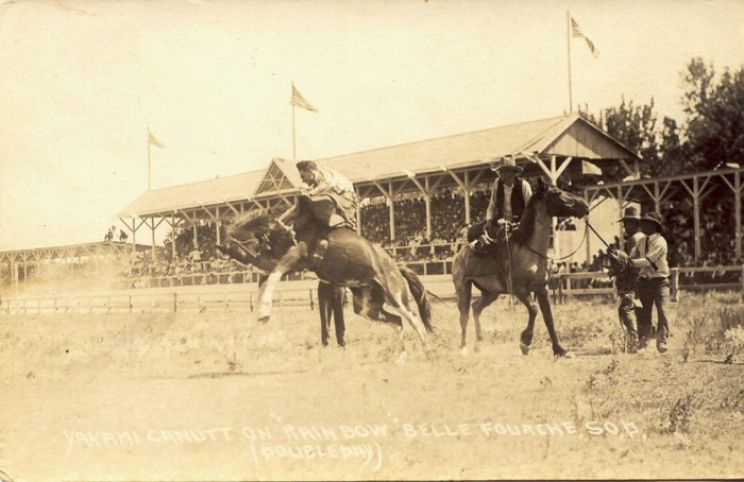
[
  {"x1": 295, "y1": 160, "x2": 360, "y2": 263},
  {"x1": 469, "y1": 155, "x2": 533, "y2": 252}
]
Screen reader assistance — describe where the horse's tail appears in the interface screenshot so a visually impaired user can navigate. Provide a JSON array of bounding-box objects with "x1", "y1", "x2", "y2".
[{"x1": 399, "y1": 266, "x2": 433, "y2": 333}]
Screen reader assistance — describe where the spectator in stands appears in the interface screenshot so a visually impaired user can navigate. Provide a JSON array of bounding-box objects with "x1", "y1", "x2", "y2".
[
  {"x1": 104, "y1": 226, "x2": 114, "y2": 242},
  {"x1": 119, "y1": 229, "x2": 128, "y2": 242}
]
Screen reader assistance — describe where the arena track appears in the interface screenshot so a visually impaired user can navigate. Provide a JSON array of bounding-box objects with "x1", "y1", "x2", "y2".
[{"x1": 1, "y1": 295, "x2": 742, "y2": 480}]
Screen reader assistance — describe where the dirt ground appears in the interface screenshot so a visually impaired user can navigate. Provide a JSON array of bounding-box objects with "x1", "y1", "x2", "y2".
[{"x1": 1, "y1": 292, "x2": 742, "y2": 481}]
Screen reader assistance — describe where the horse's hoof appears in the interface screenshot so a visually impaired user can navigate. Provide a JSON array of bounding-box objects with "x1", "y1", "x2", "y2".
[
  {"x1": 257, "y1": 315, "x2": 270, "y2": 324},
  {"x1": 520, "y1": 343, "x2": 530, "y2": 355},
  {"x1": 554, "y1": 347, "x2": 572, "y2": 358},
  {"x1": 395, "y1": 351, "x2": 408, "y2": 365},
  {"x1": 459, "y1": 346, "x2": 469, "y2": 357}
]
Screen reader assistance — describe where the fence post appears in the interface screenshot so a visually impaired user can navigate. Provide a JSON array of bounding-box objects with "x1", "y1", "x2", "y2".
[
  {"x1": 173, "y1": 292, "x2": 178, "y2": 313},
  {"x1": 740, "y1": 265, "x2": 744, "y2": 301},
  {"x1": 250, "y1": 292, "x2": 254, "y2": 312},
  {"x1": 128, "y1": 295, "x2": 133, "y2": 313},
  {"x1": 309, "y1": 289, "x2": 314, "y2": 310},
  {"x1": 671, "y1": 268, "x2": 679, "y2": 302}
]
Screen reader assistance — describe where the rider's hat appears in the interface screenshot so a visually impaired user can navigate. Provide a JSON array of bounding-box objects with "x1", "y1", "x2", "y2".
[
  {"x1": 491, "y1": 156, "x2": 523, "y2": 175},
  {"x1": 296, "y1": 160, "x2": 319, "y2": 171},
  {"x1": 640, "y1": 211, "x2": 664, "y2": 231},
  {"x1": 617, "y1": 206, "x2": 641, "y2": 223}
]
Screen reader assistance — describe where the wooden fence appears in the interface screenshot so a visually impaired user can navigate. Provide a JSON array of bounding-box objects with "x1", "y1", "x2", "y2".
[{"x1": 2, "y1": 266, "x2": 743, "y2": 316}]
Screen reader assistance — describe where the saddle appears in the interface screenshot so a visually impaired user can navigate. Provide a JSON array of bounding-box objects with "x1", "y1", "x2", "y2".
[{"x1": 466, "y1": 220, "x2": 518, "y2": 257}]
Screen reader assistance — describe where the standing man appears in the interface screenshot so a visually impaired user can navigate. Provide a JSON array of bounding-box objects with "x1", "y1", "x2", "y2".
[
  {"x1": 613, "y1": 206, "x2": 645, "y2": 352},
  {"x1": 629, "y1": 211, "x2": 671, "y2": 353},
  {"x1": 470, "y1": 156, "x2": 532, "y2": 249}
]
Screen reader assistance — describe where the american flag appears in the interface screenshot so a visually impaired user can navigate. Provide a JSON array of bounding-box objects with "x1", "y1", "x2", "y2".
[
  {"x1": 570, "y1": 17, "x2": 598, "y2": 57},
  {"x1": 290, "y1": 83, "x2": 318, "y2": 113},
  {"x1": 148, "y1": 129, "x2": 164, "y2": 148}
]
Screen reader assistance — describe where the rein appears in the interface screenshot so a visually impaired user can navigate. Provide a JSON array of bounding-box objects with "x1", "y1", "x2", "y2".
[{"x1": 521, "y1": 220, "x2": 589, "y2": 262}]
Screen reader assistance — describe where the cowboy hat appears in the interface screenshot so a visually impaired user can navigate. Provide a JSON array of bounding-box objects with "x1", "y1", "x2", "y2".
[
  {"x1": 617, "y1": 206, "x2": 641, "y2": 223},
  {"x1": 491, "y1": 156, "x2": 523, "y2": 174},
  {"x1": 640, "y1": 211, "x2": 664, "y2": 231}
]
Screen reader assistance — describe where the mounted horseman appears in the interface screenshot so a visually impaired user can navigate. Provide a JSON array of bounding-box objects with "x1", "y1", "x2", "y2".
[
  {"x1": 453, "y1": 175, "x2": 589, "y2": 356},
  {"x1": 469, "y1": 156, "x2": 533, "y2": 253}
]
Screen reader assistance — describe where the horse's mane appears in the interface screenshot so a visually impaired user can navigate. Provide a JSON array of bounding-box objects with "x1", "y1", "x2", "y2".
[
  {"x1": 232, "y1": 209, "x2": 272, "y2": 231},
  {"x1": 510, "y1": 188, "x2": 545, "y2": 246}
]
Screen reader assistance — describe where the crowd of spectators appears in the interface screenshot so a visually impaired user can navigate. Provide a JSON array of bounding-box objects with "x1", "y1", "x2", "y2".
[{"x1": 114, "y1": 180, "x2": 742, "y2": 284}]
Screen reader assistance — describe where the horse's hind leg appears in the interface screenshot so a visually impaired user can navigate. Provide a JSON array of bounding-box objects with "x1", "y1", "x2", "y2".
[
  {"x1": 514, "y1": 290, "x2": 538, "y2": 355},
  {"x1": 472, "y1": 290, "x2": 499, "y2": 352},
  {"x1": 352, "y1": 286, "x2": 406, "y2": 360}
]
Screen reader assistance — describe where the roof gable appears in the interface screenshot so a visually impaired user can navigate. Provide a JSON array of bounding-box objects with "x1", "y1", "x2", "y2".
[{"x1": 254, "y1": 158, "x2": 303, "y2": 197}]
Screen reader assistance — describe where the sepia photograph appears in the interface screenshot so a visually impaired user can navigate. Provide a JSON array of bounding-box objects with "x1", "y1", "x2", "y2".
[{"x1": 0, "y1": 0, "x2": 743, "y2": 480}]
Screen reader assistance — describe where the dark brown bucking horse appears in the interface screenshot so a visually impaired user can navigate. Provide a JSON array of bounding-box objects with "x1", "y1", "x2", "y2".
[
  {"x1": 453, "y1": 178, "x2": 589, "y2": 357},
  {"x1": 217, "y1": 195, "x2": 433, "y2": 357}
]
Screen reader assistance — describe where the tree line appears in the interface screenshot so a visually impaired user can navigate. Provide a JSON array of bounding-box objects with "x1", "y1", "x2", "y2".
[{"x1": 579, "y1": 57, "x2": 744, "y2": 178}]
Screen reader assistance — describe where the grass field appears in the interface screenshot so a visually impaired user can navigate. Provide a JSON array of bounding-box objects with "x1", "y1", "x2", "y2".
[{"x1": 0, "y1": 292, "x2": 742, "y2": 481}]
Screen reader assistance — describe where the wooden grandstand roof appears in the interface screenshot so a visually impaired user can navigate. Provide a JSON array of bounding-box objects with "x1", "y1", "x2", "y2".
[
  {"x1": 118, "y1": 114, "x2": 639, "y2": 217},
  {"x1": 318, "y1": 113, "x2": 640, "y2": 181}
]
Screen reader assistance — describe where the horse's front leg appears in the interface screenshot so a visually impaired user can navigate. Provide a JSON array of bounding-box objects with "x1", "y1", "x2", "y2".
[
  {"x1": 535, "y1": 288, "x2": 571, "y2": 358},
  {"x1": 257, "y1": 244, "x2": 307, "y2": 322}
]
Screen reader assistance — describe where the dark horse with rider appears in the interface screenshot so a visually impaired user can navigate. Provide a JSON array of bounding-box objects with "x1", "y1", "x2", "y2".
[{"x1": 217, "y1": 161, "x2": 433, "y2": 357}]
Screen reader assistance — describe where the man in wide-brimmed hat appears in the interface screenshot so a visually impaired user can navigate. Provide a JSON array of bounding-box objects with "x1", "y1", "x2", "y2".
[
  {"x1": 629, "y1": 211, "x2": 671, "y2": 353},
  {"x1": 469, "y1": 156, "x2": 532, "y2": 250},
  {"x1": 611, "y1": 206, "x2": 645, "y2": 352}
]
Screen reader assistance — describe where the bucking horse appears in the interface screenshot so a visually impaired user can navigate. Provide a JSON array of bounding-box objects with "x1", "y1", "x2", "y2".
[
  {"x1": 217, "y1": 195, "x2": 433, "y2": 357},
  {"x1": 453, "y1": 178, "x2": 589, "y2": 357}
]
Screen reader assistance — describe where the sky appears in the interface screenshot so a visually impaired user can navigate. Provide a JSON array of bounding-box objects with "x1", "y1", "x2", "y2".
[{"x1": 1, "y1": 0, "x2": 743, "y2": 250}]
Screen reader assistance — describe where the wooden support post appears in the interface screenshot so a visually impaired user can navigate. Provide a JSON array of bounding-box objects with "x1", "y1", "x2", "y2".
[
  {"x1": 735, "y1": 172, "x2": 742, "y2": 260},
  {"x1": 693, "y1": 176, "x2": 701, "y2": 261},
  {"x1": 425, "y1": 177, "x2": 432, "y2": 239},
  {"x1": 617, "y1": 186, "x2": 625, "y2": 252},
  {"x1": 463, "y1": 171, "x2": 471, "y2": 225},
  {"x1": 671, "y1": 268, "x2": 679, "y2": 302},
  {"x1": 584, "y1": 190, "x2": 592, "y2": 265},
  {"x1": 388, "y1": 181, "x2": 395, "y2": 241}
]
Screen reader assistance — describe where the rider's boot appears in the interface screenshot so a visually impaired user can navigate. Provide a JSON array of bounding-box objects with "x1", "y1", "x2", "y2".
[{"x1": 313, "y1": 239, "x2": 329, "y2": 264}]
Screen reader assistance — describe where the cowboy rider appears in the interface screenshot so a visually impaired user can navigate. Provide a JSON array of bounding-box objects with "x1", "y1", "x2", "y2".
[
  {"x1": 296, "y1": 160, "x2": 359, "y2": 262},
  {"x1": 470, "y1": 156, "x2": 533, "y2": 249}
]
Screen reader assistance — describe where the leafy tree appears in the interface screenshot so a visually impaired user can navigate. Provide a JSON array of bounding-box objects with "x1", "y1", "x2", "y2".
[{"x1": 681, "y1": 57, "x2": 744, "y2": 170}]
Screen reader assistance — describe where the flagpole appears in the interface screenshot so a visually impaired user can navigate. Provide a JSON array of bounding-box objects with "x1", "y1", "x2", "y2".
[
  {"x1": 567, "y1": 11, "x2": 573, "y2": 114},
  {"x1": 147, "y1": 126, "x2": 152, "y2": 190}
]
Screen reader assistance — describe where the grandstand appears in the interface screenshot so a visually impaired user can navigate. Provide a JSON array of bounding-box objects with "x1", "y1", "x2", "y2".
[
  {"x1": 9, "y1": 112, "x2": 741, "y2": 288},
  {"x1": 115, "y1": 113, "x2": 638, "y2": 266}
]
